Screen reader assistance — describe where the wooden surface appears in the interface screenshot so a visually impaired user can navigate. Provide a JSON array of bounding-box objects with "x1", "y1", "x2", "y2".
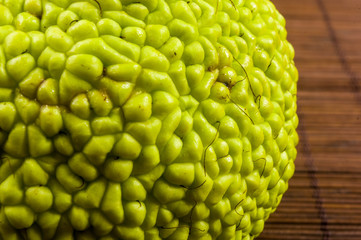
[{"x1": 258, "y1": 0, "x2": 361, "y2": 239}]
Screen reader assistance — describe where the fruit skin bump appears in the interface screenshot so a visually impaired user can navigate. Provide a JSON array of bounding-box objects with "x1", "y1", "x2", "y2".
[{"x1": 0, "y1": 0, "x2": 298, "y2": 239}]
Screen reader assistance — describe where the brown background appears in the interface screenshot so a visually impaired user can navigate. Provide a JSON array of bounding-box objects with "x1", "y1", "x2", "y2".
[{"x1": 258, "y1": 0, "x2": 361, "y2": 239}]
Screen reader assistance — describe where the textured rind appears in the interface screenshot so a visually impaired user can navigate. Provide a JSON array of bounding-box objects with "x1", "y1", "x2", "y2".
[{"x1": 0, "y1": 0, "x2": 298, "y2": 239}]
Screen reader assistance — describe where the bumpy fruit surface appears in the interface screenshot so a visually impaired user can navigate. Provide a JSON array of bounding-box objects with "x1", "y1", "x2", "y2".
[{"x1": 0, "y1": 0, "x2": 298, "y2": 239}]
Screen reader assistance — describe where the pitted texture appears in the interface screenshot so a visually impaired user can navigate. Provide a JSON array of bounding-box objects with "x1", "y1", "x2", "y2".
[{"x1": 0, "y1": 0, "x2": 299, "y2": 239}]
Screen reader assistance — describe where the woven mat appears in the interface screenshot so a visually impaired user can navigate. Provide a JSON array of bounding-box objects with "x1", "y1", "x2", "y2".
[{"x1": 258, "y1": 0, "x2": 361, "y2": 239}]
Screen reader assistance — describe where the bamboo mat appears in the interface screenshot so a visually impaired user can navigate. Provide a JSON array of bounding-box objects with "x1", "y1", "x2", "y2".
[{"x1": 258, "y1": 0, "x2": 361, "y2": 239}]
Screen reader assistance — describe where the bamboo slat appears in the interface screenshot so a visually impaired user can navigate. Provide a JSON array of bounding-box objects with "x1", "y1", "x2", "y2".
[{"x1": 258, "y1": 0, "x2": 361, "y2": 239}]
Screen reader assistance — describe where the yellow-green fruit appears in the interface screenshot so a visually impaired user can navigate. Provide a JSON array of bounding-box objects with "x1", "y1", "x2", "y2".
[{"x1": 0, "y1": 0, "x2": 298, "y2": 239}]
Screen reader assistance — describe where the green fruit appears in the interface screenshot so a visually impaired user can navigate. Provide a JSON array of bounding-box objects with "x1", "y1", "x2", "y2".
[{"x1": 0, "y1": 0, "x2": 298, "y2": 239}]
